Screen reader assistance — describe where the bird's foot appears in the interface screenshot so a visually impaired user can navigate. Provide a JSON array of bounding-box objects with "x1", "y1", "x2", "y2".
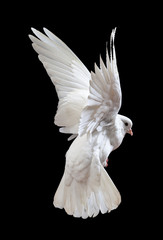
[{"x1": 104, "y1": 158, "x2": 109, "y2": 168}]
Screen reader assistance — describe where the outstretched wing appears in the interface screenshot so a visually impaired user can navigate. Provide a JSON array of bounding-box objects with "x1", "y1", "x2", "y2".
[
  {"x1": 29, "y1": 28, "x2": 90, "y2": 136},
  {"x1": 79, "y1": 28, "x2": 122, "y2": 136}
]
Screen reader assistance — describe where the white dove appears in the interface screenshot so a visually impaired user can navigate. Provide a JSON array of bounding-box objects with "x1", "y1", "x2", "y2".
[{"x1": 29, "y1": 27, "x2": 133, "y2": 218}]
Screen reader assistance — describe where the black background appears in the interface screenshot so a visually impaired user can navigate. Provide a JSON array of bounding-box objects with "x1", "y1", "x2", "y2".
[{"x1": 8, "y1": 1, "x2": 160, "y2": 238}]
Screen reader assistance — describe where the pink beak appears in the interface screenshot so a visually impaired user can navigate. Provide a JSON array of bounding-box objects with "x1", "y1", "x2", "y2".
[{"x1": 128, "y1": 128, "x2": 133, "y2": 136}]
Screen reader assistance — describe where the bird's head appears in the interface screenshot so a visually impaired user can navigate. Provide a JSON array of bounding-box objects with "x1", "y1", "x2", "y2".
[{"x1": 118, "y1": 115, "x2": 133, "y2": 136}]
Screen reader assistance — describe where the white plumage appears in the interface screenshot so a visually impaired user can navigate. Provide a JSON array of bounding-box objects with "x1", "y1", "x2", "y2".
[{"x1": 29, "y1": 27, "x2": 133, "y2": 218}]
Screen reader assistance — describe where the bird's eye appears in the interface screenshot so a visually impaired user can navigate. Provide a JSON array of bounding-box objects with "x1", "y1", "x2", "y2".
[{"x1": 125, "y1": 122, "x2": 128, "y2": 126}]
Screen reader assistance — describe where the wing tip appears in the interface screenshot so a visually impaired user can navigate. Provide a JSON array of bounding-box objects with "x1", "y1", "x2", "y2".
[
  {"x1": 43, "y1": 27, "x2": 48, "y2": 33},
  {"x1": 28, "y1": 34, "x2": 33, "y2": 41},
  {"x1": 31, "y1": 27, "x2": 36, "y2": 34}
]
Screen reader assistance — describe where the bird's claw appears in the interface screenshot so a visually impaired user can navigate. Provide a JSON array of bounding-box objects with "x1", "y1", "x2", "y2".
[{"x1": 104, "y1": 158, "x2": 109, "y2": 168}]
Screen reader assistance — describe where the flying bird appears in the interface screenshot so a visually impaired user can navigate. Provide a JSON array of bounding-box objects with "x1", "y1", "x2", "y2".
[{"x1": 29, "y1": 27, "x2": 133, "y2": 218}]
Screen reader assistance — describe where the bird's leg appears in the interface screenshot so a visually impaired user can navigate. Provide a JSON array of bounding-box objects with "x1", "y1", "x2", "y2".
[
  {"x1": 103, "y1": 158, "x2": 109, "y2": 168},
  {"x1": 106, "y1": 158, "x2": 109, "y2": 167}
]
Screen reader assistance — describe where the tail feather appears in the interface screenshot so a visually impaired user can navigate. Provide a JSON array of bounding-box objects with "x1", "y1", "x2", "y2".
[
  {"x1": 53, "y1": 165, "x2": 121, "y2": 218},
  {"x1": 101, "y1": 166, "x2": 121, "y2": 210}
]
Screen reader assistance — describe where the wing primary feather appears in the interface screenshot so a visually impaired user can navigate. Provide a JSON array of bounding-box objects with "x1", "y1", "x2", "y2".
[
  {"x1": 51, "y1": 77, "x2": 85, "y2": 90},
  {"x1": 30, "y1": 34, "x2": 66, "y2": 59},
  {"x1": 106, "y1": 44, "x2": 112, "y2": 75},
  {"x1": 50, "y1": 74, "x2": 86, "y2": 89},
  {"x1": 91, "y1": 68, "x2": 104, "y2": 93},
  {"x1": 99, "y1": 56, "x2": 111, "y2": 84},
  {"x1": 112, "y1": 28, "x2": 117, "y2": 61},
  {"x1": 31, "y1": 28, "x2": 82, "y2": 64},
  {"x1": 31, "y1": 28, "x2": 55, "y2": 47},
  {"x1": 94, "y1": 63, "x2": 108, "y2": 92},
  {"x1": 110, "y1": 28, "x2": 117, "y2": 64},
  {"x1": 38, "y1": 55, "x2": 71, "y2": 69},
  {"x1": 90, "y1": 72, "x2": 102, "y2": 92},
  {"x1": 43, "y1": 62, "x2": 73, "y2": 77},
  {"x1": 43, "y1": 27, "x2": 77, "y2": 58},
  {"x1": 110, "y1": 30, "x2": 113, "y2": 63},
  {"x1": 32, "y1": 43, "x2": 68, "y2": 62}
]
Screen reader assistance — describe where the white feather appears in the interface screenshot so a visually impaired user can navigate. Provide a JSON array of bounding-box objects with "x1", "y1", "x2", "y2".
[
  {"x1": 54, "y1": 133, "x2": 121, "y2": 218},
  {"x1": 29, "y1": 28, "x2": 90, "y2": 135},
  {"x1": 29, "y1": 28, "x2": 133, "y2": 218},
  {"x1": 79, "y1": 30, "x2": 122, "y2": 136}
]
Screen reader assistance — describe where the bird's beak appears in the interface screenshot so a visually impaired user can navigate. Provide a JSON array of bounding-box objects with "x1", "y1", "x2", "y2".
[{"x1": 128, "y1": 128, "x2": 133, "y2": 136}]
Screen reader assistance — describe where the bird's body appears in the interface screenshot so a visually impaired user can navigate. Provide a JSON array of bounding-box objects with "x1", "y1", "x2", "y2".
[
  {"x1": 54, "y1": 114, "x2": 131, "y2": 218},
  {"x1": 55, "y1": 132, "x2": 118, "y2": 218},
  {"x1": 29, "y1": 27, "x2": 133, "y2": 218}
]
